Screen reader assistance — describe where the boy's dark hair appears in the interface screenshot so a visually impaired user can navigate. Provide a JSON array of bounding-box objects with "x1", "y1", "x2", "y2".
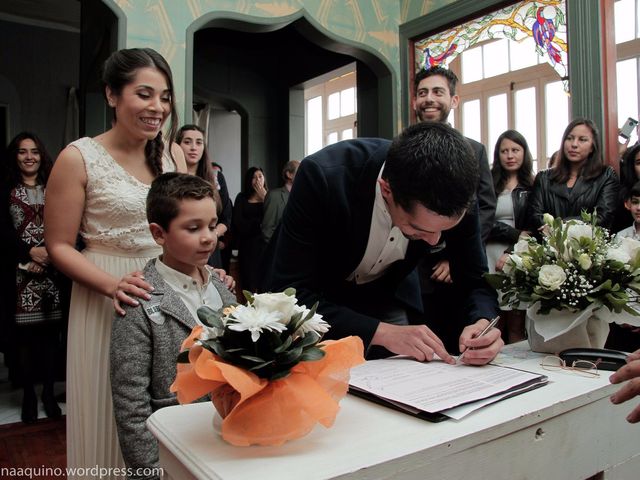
[
  {"x1": 628, "y1": 180, "x2": 640, "y2": 200},
  {"x1": 382, "y1": 121, "x2": 478, "y2": 217},
  {"x1": 146, "y1": 172, "x2": 215, "y2": 230},
  {"x1": 414, "y1": 66, "x2": 459, "y2": 95}
]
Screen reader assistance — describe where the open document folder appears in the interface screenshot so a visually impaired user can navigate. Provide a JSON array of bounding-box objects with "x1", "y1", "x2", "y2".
[{"x1": 348, "y1": 357, "x2": 548, "y2": 422}]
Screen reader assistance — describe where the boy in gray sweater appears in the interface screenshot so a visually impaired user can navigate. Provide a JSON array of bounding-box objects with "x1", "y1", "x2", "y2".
[{"x1": 110, "y1": 173, "x2": 236, "y2": 479}]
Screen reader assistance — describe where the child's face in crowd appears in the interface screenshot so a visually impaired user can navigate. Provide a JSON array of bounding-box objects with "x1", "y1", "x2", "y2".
[
  {"x1": 152, "y1": 197, "x2": 218, "y2": 276},
  {"x1": 625, "y1": 196, "x2": 640, "y2": 224},
  {"x1": 633, "y1": 151, "x2": 640, "y2": 180}
]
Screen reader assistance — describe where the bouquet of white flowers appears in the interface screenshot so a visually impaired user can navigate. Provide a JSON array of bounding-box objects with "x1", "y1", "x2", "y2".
[
  {"x1": 171, "y1": 288, "x2": 364, "y2": 446},
  {"x1": 186, "y1": 288, "x2": 331, "y2": 380},
  {"x1": 485, "y1": 212, "x2": 640, "y2": 316}
]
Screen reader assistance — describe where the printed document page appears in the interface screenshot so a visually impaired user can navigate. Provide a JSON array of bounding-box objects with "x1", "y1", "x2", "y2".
[{"x1": 349, "y1": 357, "x2": 546, "y2": 413}]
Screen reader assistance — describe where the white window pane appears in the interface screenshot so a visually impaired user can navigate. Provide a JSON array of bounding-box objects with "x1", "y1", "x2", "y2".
[
  {"x1": 462, "y1": 99, "x2": 481, "y2": 143},
  {"x1": 487, "y1": 93, "x2": 508, "y2": 157},
  {"x1": 617, "y1": 58, "x2": 639, "y2": 145},
  {"x1": 328, "y1": 92, "x2": 340, "y2": 120},
  {"x1": 340, "y1": 87, "x2": 355, "y2": 116},
  {"x1": 461, "y1": 47, "x2": 483, "y2": 83},
  {"x1": 509, "y1": 37, "x2": 538, "y2": 71},
  {"x1": 483, "y1": 40, "x2": 509, "y2": 78},
  {"x1": 306, "y1": 96, "x2": 323, "y2": 155},
  {"x1": 448, "y1": 109, "x2": 455, "y2": 129},
  {"x1": 545, "y1": 81, "x2": 569, "y2": 158},
  {"x1": 341, "y1": 128, "x2": 353, "y2": 140},
  {"x1": 514, "y1": 87, "x2": 538, "y2": 160},
  {"x1": 615, "y1": 0, "x2": 635, "y2": 44},
  {"x1": 327, "y1": 131, "x2": 338, "y2": 145}
]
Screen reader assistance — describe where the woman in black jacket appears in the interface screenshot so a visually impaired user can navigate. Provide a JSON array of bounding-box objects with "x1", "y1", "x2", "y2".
[
  {"x1": 529, "y1": 118, "x2": 619, "y2": 231},
  {"x1": 485, "y1": 130, "x2": 534, "y2": 343}
]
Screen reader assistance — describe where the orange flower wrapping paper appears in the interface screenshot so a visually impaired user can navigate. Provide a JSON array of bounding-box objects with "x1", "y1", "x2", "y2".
[{"x1": 170, "y1": 326, "x2": 365, "y2": 446}]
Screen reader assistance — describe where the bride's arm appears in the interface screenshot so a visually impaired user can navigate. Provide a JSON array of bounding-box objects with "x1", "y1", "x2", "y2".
[{"x1": 45, "y1": 145, "x2": 151, "y2": 315}]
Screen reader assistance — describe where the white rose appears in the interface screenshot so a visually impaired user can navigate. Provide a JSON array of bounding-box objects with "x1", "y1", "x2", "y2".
[
  {"x1": 513, "y1": 239, "x2": 530, "y2": 255},
  {"x1": 566, "y1": 223, "x2": 592, "y2": 241},
  {"x1": 620, "y1": 237, "x2": 640, "y2": 262},
  {"x1": 607, "y1": 247, "x2": 631, "y2": 264},
  {"x1": 577, "y1": 253, "x2": 592, "y2": 270},
  {"x1": 251, "y1": 292, "x2": 298, "y2": 323},
  {"x1": 538, "y1": 264, "x2": 566, "y2": 290}
]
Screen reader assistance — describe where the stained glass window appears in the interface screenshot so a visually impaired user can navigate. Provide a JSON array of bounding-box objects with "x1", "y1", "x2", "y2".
[{"x1": 414, "y1": 0, "x2": 567, "y2": 89}]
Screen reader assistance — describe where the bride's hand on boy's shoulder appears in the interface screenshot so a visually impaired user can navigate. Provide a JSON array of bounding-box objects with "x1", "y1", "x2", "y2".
[
  {"x1": 112, "y1": 270, "x2": 153, "y2": 316},
  {"x1": 213, "y1": 268, "x2": 236, "y2": 293}
]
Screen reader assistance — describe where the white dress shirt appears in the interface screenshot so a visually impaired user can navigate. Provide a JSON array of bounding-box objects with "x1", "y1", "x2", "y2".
[
  {"x1": 347, "y1": 164, "x2": 409, "y2": 284},
  {"x1": 155, "y1": 257, "x2": 224, "y2": 324}
]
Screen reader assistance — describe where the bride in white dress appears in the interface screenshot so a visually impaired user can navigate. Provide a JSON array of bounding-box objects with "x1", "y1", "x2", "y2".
[{"x1": 45, "y1": 48, "x2": 186, "y2": 479}]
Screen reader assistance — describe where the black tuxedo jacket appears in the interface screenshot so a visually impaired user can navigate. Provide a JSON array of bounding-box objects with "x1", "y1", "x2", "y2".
[{"x1": 262, "y1": 138, "x2": 498, "y2": 348}]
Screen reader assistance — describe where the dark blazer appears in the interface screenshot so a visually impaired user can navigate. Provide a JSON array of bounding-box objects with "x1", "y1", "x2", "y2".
[
  {"x1": 467, "y1": 137, "x2": 497, "y2": 242},
  {"x1": 528, "y1": 166, "x2": 620, "y2": 230},
  {"x1": 110, "y1": 259, "x2": 236, "y2": 477},
  {"x1": 488, "y1": 185, "x2": 531, "y2": 245},
  {"x1": 262, "y1": 138, "x2": 498, "y2": 348}
]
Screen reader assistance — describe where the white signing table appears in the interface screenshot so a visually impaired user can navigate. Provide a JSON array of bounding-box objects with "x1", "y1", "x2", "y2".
[{"x1": 147, "y1": 345, "x2": 640, "y2": 480}]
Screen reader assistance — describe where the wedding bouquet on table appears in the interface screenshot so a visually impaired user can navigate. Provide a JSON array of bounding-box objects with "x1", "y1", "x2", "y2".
[
  {"x1": 485, "y1": 212, "x2": 640, "y2": 353},
  {"x1": 170, "y1": 288, "x2": 364, "y2": 446}
]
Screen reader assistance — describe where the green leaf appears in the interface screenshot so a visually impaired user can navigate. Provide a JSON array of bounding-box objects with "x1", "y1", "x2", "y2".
[
  {"x1": 278, "y1": 346, "x2": 303, "y2": 364},
  {"x1": 274, "y1": 335, "x2": 293, "y2": 353},
  {"x1": 249, "y1": 360, "x2": 275, "y2": 371},
  {"x1": 197, "y1": 306, "x2": 224, "y2": 329},
  {"x1": 294, "y1": 332, "x2": 321, "y2": 349},
  {"x1": 300, "y1": 347, "x2": 326, "y2": 362},
  {"x1": 283, "y1": 287, "x2": 296, "y2": 297},
  {"x1": 242, "y1": 290, "x2": 254, "y2": 304},
  {"x1": 240, "y1": 354, "x2": 266, "y2": 363}
]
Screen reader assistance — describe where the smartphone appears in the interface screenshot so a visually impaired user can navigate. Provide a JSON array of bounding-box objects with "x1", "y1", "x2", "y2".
[{"x1": 620, "y1": 117, "x2": 639, "y2": 140}]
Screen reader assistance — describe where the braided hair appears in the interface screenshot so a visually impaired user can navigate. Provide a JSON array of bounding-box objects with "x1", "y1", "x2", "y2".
[{"x1": 102, "y1": 48, "x2": 178, "y2": 176}]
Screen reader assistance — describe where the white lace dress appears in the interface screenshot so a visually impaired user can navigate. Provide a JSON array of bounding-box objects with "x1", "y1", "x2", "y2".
[{"x1": 66, "y1": 137, "x2": 175, "y2": 479}]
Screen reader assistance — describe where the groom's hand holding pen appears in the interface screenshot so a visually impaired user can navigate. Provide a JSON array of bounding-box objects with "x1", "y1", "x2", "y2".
[{"x1": 457, "y1": 316, "x2": 503, "y2": 366}]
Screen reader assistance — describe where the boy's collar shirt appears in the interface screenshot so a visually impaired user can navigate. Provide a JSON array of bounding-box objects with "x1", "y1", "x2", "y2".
[{"x1": 156, "y1": 256, "x2": 223, "y2": 324}]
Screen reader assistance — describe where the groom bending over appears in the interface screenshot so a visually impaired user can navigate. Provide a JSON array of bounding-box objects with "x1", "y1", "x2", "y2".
[{"x1": 262, "y1": 122, "x2": 502, "y2": 364}]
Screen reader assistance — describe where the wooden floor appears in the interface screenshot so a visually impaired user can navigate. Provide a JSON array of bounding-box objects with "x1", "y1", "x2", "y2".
[{"x1": 0, "y1": 416, "x2": 66, "y2": 479}]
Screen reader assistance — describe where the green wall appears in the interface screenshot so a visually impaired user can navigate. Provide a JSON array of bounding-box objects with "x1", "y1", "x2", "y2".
[{"x1": 109, "y1": 0, "x2": 407, "y2": 128}]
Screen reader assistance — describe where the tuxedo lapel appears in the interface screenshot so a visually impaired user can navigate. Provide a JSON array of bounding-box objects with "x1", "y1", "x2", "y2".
[{"x1": 347, "y1": 145, "x2": 388, "y2": 273}]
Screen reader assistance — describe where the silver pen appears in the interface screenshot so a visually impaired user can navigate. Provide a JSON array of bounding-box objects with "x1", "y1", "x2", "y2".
[{"x1": 457, "y1": 315, "x2": 500, "y2": 364}]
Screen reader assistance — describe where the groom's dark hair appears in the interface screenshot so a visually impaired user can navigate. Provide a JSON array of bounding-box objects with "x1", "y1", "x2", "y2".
[{"x1": 382, "y1": 121, "x2": 478, "y2": 217}]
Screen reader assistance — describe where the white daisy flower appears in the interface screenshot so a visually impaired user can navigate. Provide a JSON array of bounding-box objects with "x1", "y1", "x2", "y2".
[{"x1": 227, "y1": 304, "x2": 287, "y2": 342}]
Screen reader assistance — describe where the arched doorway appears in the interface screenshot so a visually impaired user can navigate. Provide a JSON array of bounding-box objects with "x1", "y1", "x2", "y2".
[{"x1": 188, "y1": 15, "x2": 394, "y2": 198}]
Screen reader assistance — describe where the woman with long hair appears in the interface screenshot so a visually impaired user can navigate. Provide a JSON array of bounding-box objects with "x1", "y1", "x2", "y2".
[
  {"x1": 177, "y1": 124, "x2": 231, "y2": 268},
  {"x1": 529, "y1": 118, "x2": 619, "y2": 231},
  {"x1": 485, "y1": 130, "x2": 534, "y2": 343},
  {"x1": 2, "y1": 132, "x2": 68, "y2": 423},
  {"x1": 45, "y1": 48, "x2": 186, "y2": 476},
  {"x1": 232, "y1": 166, "x2": 267, "y2": 292}
]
